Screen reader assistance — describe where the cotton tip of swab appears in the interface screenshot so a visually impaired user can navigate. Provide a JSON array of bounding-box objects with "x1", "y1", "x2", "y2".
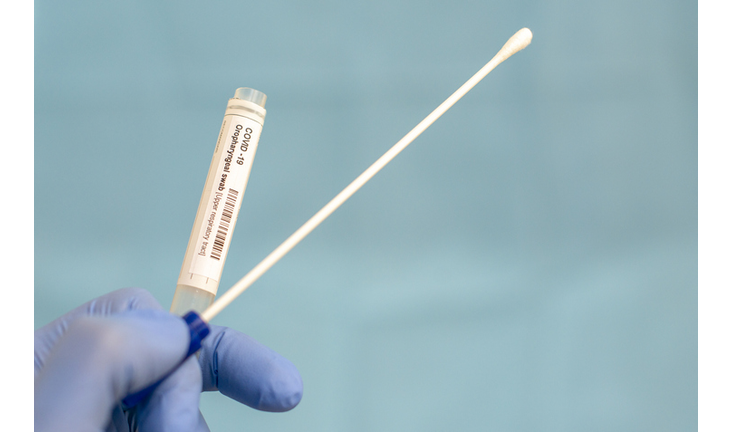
[
  {"x1": 497, "y1": 28, "x2": 533, "y2": 60},
  {"x1": 516, "y1": 28, "x2": 533, "y2": 47}
]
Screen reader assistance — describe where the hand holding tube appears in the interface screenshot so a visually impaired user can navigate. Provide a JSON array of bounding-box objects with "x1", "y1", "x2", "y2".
[{"x1": 34, "y1": 288, "x2": 302, "y2": 432}]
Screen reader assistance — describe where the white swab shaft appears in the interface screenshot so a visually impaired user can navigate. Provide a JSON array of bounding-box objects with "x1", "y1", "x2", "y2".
[{"x1": 201, "y1": 28, "x2": 532, "y2": 322}]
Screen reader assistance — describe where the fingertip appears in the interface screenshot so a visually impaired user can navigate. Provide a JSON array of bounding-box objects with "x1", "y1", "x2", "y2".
[
  {"x1": 202, "y1": 326, "x2": 304, "y2": 412},
  {"x1": 254, "y1": 356, "x2": 303, "y2": 412}
]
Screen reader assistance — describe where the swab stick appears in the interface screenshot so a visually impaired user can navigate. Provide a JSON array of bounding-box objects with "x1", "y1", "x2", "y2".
[{"x1": 201, "y1": 28, "x2": 533, "y2": 322}]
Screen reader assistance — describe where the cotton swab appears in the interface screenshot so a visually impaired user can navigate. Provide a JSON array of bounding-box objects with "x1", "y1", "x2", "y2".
[
  {"x1": 121, "y1": 28, "x2": 533, "y2": 408},
  {"x1": 201, "y1": 28, "x2": 533, "y2": 322}
]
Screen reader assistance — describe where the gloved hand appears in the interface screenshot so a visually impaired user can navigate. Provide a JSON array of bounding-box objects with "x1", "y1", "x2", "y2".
[{"x1": 34, "y1": 288, "x2": 303, "y2": 432}]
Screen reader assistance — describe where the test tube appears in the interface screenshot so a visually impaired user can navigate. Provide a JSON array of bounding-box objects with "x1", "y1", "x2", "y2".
[{"x1": 170, "y1": 87, "x2": 267, "y2": 315}]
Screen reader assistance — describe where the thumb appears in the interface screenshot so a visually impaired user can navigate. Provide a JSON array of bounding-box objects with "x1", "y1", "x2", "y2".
[{"x1": 34, "y1": 309, "x2": 190, "y2": 432}]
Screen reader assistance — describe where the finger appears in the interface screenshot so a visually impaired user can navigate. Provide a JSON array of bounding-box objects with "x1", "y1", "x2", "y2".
[
  {"x1": 35, "y1": 288, "x2": 163, "y2": 376},
  {"x1": 198, "y1": 325, "x2": 303, "y2": 412},
  {"x1": 129, "y1": 356, "x2": 208, "y2": 432},
  {"x1": 34, "y1": 309, "x2": 189, "y2": 432},
  {"x1": 114, "y1": 404, "x2": 212, "y2": 432}
]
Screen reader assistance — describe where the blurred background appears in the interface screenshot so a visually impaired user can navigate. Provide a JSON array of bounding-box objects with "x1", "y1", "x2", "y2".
[{"x1": 34, "y1": 0, "x2": 697, "y2": 430}]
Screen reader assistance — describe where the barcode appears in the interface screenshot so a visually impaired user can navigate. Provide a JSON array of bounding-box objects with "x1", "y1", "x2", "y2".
[{"x1": 210, "y1": 188, "x2": 239, "y2": 261}]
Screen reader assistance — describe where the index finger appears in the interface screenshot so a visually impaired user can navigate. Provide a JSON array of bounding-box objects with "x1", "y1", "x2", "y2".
[{"x1": 198, "y1": 325, "x2": 303, "y2": 412}]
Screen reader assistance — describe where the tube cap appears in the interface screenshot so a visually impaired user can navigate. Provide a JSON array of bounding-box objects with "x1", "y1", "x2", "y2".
[{"x1": 234, "y1": 87, "x2": 267, "y2": 108}]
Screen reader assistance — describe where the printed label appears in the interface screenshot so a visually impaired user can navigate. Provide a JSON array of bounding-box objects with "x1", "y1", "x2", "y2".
[{"x1": 188, "y1": 115, "x2": 262, "y2": 281}]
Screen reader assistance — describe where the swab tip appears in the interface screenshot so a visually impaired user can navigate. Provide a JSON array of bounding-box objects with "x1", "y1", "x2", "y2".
[
  {"x1": 503, "y1": 28, "x2": 532, "y2": 55},
  {"x1": 518, "y1": 28, "x2": 533, "y2": 45}
]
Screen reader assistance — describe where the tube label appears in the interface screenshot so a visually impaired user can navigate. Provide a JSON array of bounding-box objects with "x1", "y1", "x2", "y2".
[{"x1": 187, "y1": 115, "x2": 262, "y2": 283}]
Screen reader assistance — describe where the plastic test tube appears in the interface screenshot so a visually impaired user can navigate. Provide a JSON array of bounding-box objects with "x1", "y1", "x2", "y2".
[{"x1": 170, "y1": 87, "x2": 267, "y2": 315}]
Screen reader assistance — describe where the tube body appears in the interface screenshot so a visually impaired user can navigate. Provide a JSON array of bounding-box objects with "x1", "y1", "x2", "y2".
[{"x1": 171, "y1": 88, "x2": 267, "y2": 315}]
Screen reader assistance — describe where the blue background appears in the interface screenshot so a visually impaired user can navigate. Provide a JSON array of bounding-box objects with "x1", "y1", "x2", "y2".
[{"x1": 35, "y1": 0, "x2": 697, "y2": 430}]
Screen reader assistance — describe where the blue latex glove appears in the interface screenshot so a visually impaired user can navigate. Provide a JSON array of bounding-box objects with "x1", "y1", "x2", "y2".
[{"x1": 34, "y1": 288, "x2": 303, "y2": 432}]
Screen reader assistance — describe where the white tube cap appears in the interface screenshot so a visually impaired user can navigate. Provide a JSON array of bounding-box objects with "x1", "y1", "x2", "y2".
[{"x1": 234, "y1": 87, "x2": 267, "y2": 108}]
